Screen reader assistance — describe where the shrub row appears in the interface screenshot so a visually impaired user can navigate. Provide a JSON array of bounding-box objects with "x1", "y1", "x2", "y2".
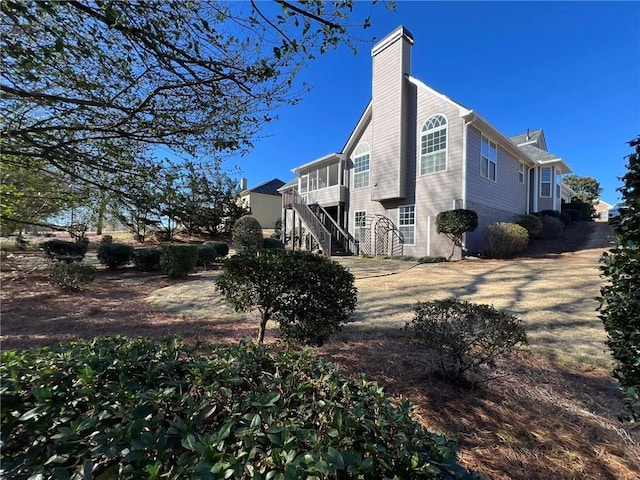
[
  {"x1": 484, "y1": 222, "x2": 529, "y2": 258},
  {"x1": 0, "y1": 337, "x2": 478, "y2": 479},
  {"x1": 40, "y1": 239, "x2": 88, "y2": 260}
]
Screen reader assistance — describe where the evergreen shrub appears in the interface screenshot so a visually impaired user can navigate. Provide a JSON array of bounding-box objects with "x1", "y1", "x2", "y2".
[
  {"x1": 160, "y1": 244, "x2": 198, "y2": 279},
  {"x1": 48, "y1": 261, "x2": 97, "y2": 290},
  {"x1": 96, "y1": 243, "x2": 134, "y2": 269},
  {"x1": 232, "y1": 215, "x2": 263, "y2": 251},
  {"x1": 515, "y1": 214, "x2": 543, "y2": 239},
  {"x1": 262, "y1": 237, "x2": 285, "y2": 249},
  {"x1": 132, "y1": 247, "x2": 162, "y2": 271},
  {"x1": 562, "y1": 208, "x2": 583, "y2": 222},
  {"x1": 435, "y1": 209, "x2": 478, "y2": 260},
  {"x1": 484, "y1": 222, "x2": 529, "y2": 258},
  {"x1": 0, "y1": 336, "x2": 478, "y2": 479},
  {"x1": 540, "y1": 215, "x2": 565, "y2": 238},
  {"x1": 40, "y1": 239, "x2": 88, "y2": 260},
  {"x1": 406, "y1": 299, "x2": 527, "y2": 383},
  {"x1": 203, "y1": 241, "x2": 229, "y2": 258}
]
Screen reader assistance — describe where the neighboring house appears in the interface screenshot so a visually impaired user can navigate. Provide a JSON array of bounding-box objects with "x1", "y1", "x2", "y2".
[
  {"x1": 593, "y1": 199, "x2": 613, "y2": 221},
  {"x1": 239, "y1": 178, "x2": 285, "y2": 229},
  {"x1": 280, "y1": 26, "x2": 573, "y2": 259}
]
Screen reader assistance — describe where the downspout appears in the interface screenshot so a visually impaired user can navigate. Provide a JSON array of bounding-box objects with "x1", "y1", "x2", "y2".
[{"x1": 526, "y1": 166, "x2": 535, "y2": 214}]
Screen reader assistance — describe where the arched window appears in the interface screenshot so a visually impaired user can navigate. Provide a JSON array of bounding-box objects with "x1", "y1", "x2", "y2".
[
  {"x1": 420, "y1": 115, "x2": 447, "y2": 175},
  {"x1": 353, "y1": 143, "x2": 370, "y2": 189}
]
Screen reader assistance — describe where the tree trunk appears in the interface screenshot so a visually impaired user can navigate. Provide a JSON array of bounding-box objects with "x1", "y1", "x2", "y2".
[{"x1": 258, "y1": 313, "x2": 270, "y2": 344}]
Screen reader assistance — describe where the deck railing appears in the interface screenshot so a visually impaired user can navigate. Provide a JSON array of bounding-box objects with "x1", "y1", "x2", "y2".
[{"x1": 283, "y1": 190, "x2": 332, "y2": 255}]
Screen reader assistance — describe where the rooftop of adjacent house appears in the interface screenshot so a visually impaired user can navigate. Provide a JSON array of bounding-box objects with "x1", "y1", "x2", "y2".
[{"x1": 240, "y1": 178, "x2": 285, "y2": 196}]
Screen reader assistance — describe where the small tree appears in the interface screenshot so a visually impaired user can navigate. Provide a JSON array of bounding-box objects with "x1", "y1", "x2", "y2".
[
  {"x1": 599, "y1": 136, "x2": 640, "y2": 420},
  {"x1": 216, "y1": 250, "x2": 357, "y2": 345},
  {"x1": 232, "y1": 215, "x2": 263, "y2": 252},
  {"x1": 436, "y1": 209, "x2": 478, "y2": 260}
]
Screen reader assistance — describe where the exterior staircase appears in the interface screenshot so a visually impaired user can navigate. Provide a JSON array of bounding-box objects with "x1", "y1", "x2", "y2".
[{"x1": 282, "y1": 191, "x2": 357, "y2": 256}]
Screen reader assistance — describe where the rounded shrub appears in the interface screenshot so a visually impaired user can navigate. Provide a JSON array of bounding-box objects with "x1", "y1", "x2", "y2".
[
  {"x1": 537, "y1": 209, "x2": 561, "y2": 218},
  {"x1": 515, "y1": 214, "x2": 543, "y2": 239},
  {"x1": 405, "y1": 299, "x2": 527, "y2": 383},
  {"x1": 263, "y1": 237, "x2": 285, "y2": 249},
  {"x1": 99, "y1": 234, "x2": 113, "y2": 245},
  {"x1": 217, "y1": 250, "x2": 357, "y2": 346},
  {"x1": 232, "y1": 215, "x2": 263, "y2": 252},
  {"x1": 132, "y1": 247, "x2": 162, "y2": 271},
  {"x1": 484, "y1": 222, "x2": 529, "y2": 258},
  {"x1": 540, "y1": 215, "x2": 565, "y2": 238},
  {"x1": 40, "y1": 239, "x2": 87, "y2": 261},
  {"x1": 562, "y1": 208, "x2": 583, "y2": 222},
  {"x1": 563, "y1": 201, "x2": 593, "y2": 220},
  {"x1": 197, "y1": 243, "x2": 219, "y2": 267},
  {"x1": 203, "y1": 240, "x2": 229, "y2": 258},
  {"x1": 160, "y1": 244, "x2": 198, "y2": 279},
  {"x1": 48, "y1": 261, "x2": 97, "y2": 290},
  {"x1": 96, "y1": 242, "x2": 134, "y2": 270},
  {"x1": 0, "y1": 336, "x2": 477, "y2": 479},
  {"x1": 559, "y1": 212, "x2": 572, "y2": 225}
]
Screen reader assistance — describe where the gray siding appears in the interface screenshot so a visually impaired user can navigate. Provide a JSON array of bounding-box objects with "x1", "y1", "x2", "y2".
[{"x1": 465, "y1": 125, "x2": 529, "y2": 254}]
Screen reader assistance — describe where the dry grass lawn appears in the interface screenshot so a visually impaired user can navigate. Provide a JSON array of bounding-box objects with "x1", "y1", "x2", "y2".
[{"x1": 1, "y1": 223, "x2": 639, "y2": 479}]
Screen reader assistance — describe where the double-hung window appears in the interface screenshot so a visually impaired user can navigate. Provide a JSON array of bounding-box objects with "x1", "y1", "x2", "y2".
[
  {"x1": 420, "y1": 115, "x2": 447, "y2": 175},
  {"x1": 540, "y1": 167, "x2": 552, "y2": 197},
  {"x1": 353, "y1": 143, "x2": 370, "y2": 189},
  {"x1": 481, "y1": 135, "x2": 497, "y2": 181},
  {"x1": 399, "y1": 205, "x2": 415, "y2": 245},
  {"x1": 518, "y1": 162, "x2": 525, "y2": 184},
  {"x1": 354, "y1": 211, "x2": 366, "y2": 243}
]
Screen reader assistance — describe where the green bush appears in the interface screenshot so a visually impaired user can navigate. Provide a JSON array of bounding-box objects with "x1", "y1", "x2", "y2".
[
  {"x1": 0, "y1": 337, "x2": 478, "y2": 480},
  {"x1": 197, "y1": 243, "x2": 219, "y2": 267},
  {"x1": 562, "y1": 208, "x2": 583, "y2": 222},
  {"x1": 563, "y1": 201, "x2": 594, "y2": 220},
  {"x1": 436, "y1": 209, "x2": 478, "y2": 260},
  {"x1": 405, "y1": 299, "x2": 527, "y2": 383},
  {"x1": 484, "y1": 222, "x2": 529, "y2": 258},
  {"x1": 232, "y1": 215, "x2": 263, "y2": 251},
  {"x1": 132, "y1": 247, "x2": 162, "y2": 271},
  {"x1": 96, "y1": 242, "x2": 134, "y2": 270},
  {"x1": 515, "y1": 214, "x2": 543, "y2": 239},
  {"x1": 40, "y1": 239, "x2": 88, "y2": 260},
  {"x1": 559, "y1": 212, "x2": 572, "y2": 225},
  {"x1": 203, "y1": 240, "x2": 229, "y2": 258},
  {"x1": 217, "y1": 250, "x2": 357, "y2": 346},
  {"x1": 537, "y1": 209, "x2": 560, "y2": 218},
  {"x1": 540, "y1": 215, "x2": 565, "y2": 238},
  {"x1": 160, "y1": 244, "x2": 198, "y2": 279},
  {"x1": 48, "y1": 261, "x2": 97, "y2": 290},
  {"x1": 599, "y1": 136, "x2": 640, "y2": 420},
  {"x1": 99, "y1": 234, "x2": 113, "y2": 245},
  {"x1": 417, "y1": 256, "x2": 448, "y2": 264},
  {"x1": 263, "y1": 237, "x2": 285, "y2": 249}
]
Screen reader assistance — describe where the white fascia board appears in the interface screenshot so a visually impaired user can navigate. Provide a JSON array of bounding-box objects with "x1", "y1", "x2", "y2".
[
  {"x1": 291, "y1": 152, "x2": 344, "y2": 175},
  {"x1": 407, "y1": 76, "x2": 471, "y2": 115},
  {"x1": 538, "y1": 158, "x2": 572, "y2": 174},
  {"x1": 462, "y1": 111, "x2": 536, "y2": 166},
  {"x1": 342, "y1": 101, "x2": 372, "y2": 155}
]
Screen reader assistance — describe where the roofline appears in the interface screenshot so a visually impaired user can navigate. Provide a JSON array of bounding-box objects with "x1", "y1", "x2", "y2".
[
  {"x1": 291, "y1": 152, "x2": 345, "y2": 174},
  {"x1": 407, "y1": 75, "x2": 470, "y2": 114},
  {"x1": 342, "y1": 101, "x2": 372, "y2": 154},
  {"x1": 462, "y1": 111, "x2": 537, "y2": 166},
  {"x1": 538, "y1": 158, "x2": 572, "y2": 174}
]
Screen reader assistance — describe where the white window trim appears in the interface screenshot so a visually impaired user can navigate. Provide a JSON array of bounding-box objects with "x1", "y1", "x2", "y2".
[
  {"x1": 353, "y1": 142, "x2": 370, "y2": 190},
  {"x1": 518, "y1": 162, "x2": 525, "y2": 184},
  {"x1": 540, "y1": 166, "x2": 552, "y2": 198},
  {"x1": 398, "y1": 204, "x2": 416, "y2": 246},
  {"x1": 354, "y1": 210, "x2": 366, "y2": 243},
  {"x1": 419, "y1": 114, "x2": 448, "y2": 176},
  {"x1": 480, "y1": 134, "x2": 498, "y2": 182}
]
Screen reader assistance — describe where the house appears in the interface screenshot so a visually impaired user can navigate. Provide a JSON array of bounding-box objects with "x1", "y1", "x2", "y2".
[
  {"x1": 593, "y1": 199, "x2": 613, "y2": 221},
  {"x1": 280, "y1": 26, "x2": 573, "y2": 259},
  {"x1": 239, "y1": 178, "x2": 285, "y2": 229}
]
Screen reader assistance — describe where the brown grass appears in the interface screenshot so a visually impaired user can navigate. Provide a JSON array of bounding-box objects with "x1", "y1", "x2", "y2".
[{"x1": 1, "y1": 223, "x2": 639, "y2": 479}]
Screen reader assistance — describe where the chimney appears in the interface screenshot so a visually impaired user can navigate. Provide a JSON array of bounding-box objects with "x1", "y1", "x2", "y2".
[
  {"x1": 240, "y1": 177, "x2": 248, "y2": 191},
  {"x1": 370, "y1": 26, "x2": 414, "y2": 201}
]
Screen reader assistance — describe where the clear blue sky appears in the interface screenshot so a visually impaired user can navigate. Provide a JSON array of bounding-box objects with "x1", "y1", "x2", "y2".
[{"x1": 231, "y1": 1, "x2": 639, "y2": 205}]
